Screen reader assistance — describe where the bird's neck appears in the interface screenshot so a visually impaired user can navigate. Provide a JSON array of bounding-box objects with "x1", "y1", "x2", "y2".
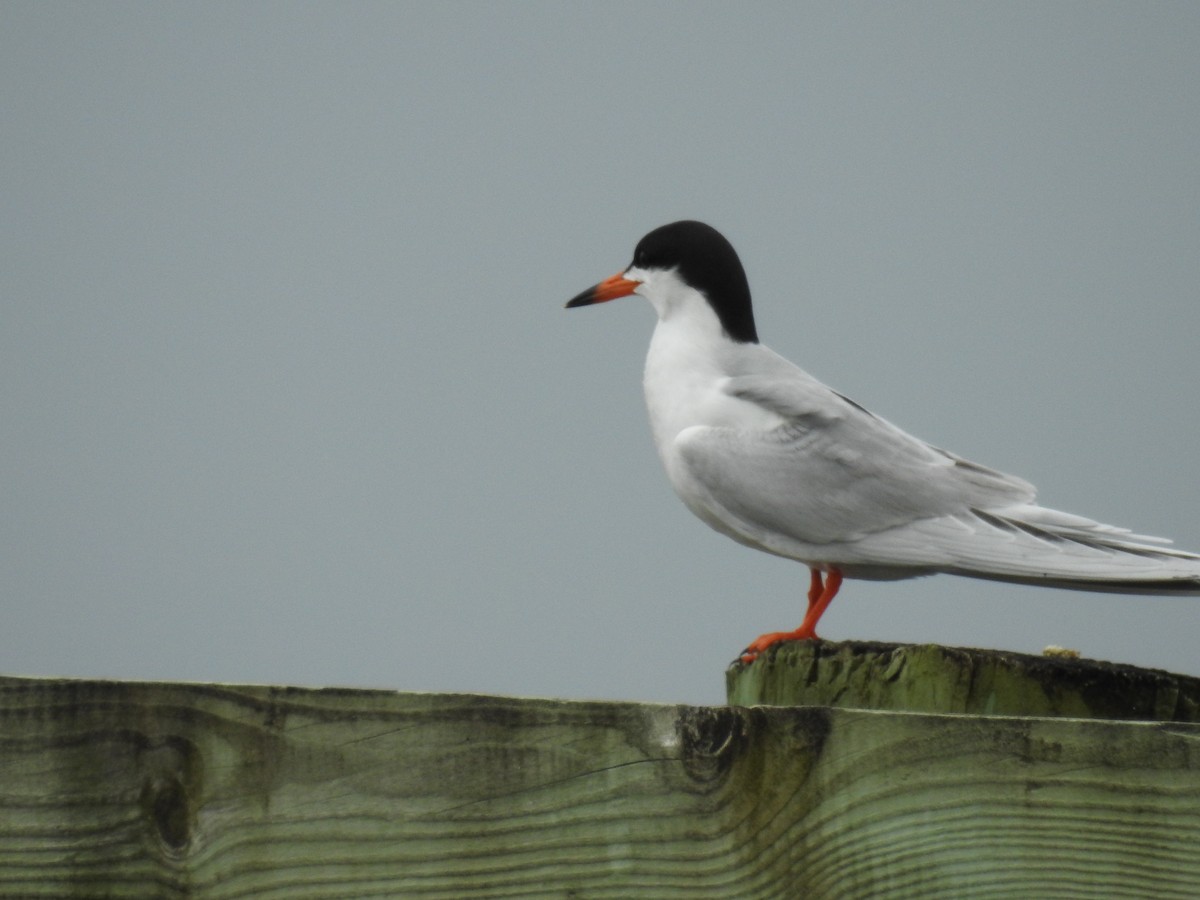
[{"x1": 642, "y1": 312, "x2": 734, "y2": 453}]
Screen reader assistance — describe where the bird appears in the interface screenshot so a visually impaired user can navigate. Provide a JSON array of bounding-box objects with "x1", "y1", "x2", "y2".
[{"x1": 565, "y1": 220, "x2": 1200, "y2": 662}]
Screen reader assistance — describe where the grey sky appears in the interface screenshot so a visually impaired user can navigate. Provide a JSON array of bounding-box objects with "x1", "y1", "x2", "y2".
[{"x1": 3, "y1": 3, "x2": 1198, "y2": 705}]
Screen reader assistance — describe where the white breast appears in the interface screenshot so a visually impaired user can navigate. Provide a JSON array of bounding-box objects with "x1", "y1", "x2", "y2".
[{"x1": 642, "y1": 312, "x2": 785, "y2": 496}]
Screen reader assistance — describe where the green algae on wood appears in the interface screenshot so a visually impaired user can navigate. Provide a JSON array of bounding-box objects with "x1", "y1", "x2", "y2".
[{"x1": 727, "y1": 640, "x2": 1200, "y2": 721}]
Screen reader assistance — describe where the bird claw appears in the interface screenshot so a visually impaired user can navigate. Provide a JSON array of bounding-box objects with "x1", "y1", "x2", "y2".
[{"x1": 737, "y1": 628, "x2": 819, "y2": 665}]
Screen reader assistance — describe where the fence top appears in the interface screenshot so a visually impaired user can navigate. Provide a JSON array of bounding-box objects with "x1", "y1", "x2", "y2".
[{"x1": 727, "y1": 640, "x2": 1200, "y2": 721}]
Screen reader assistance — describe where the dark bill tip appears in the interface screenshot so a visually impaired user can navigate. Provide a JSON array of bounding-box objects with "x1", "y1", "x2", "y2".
[{"x1": 565, "y1": 287, "x2": 597, "y2": 309}]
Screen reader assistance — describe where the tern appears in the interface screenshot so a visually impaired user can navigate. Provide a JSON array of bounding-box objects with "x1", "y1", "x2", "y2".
[{"x1": 566, "y1": 220, "x2": 1200, "y2": 661}]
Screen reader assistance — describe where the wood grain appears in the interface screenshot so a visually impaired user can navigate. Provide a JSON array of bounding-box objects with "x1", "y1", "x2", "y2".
[
  {"x1": 2, "y1": 675, "x2": 1199, "y2": 897},
  {"x1": 727, "y1": 640, "x2": 1200, "y2": 721}
]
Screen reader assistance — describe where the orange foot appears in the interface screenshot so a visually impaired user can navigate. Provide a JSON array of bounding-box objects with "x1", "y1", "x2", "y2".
[{"x1": 739, "y1": 568, "x2": 843, "y2": 664}]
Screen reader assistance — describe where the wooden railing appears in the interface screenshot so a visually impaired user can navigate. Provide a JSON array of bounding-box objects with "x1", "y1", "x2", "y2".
[{"x1": 2, "y1": 642, "x2": 1198, "y2": 897}]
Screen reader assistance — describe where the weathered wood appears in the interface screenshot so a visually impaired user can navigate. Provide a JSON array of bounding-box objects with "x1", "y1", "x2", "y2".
[
  {"x1": 726, "y1": 640, "x2": 1200, "y2": 721},
  {"x1": 2, "y1": 675, "x2": 1200, "y2": 897}
]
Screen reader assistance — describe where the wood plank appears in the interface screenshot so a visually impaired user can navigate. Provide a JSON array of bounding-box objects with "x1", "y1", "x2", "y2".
[
  {"x1": 2, "y1": 675, "x2": 1199, "y2": 897},
  {"x1": 726, "y1": 640, "x2": 1200, "y2": 721}
]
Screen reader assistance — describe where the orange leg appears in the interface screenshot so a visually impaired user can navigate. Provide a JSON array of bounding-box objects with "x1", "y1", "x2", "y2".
[
  {"x1": 740, "y1": 567, "x2": 844, "y2": 664},
  {"x1": 807, "y1": 568, "x2": 824, "y2": 610}
]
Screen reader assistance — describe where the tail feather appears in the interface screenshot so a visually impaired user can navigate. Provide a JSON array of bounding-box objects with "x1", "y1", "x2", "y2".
[{"x1": 856, "y1": 504, "x2": 1200, "y2": 594}]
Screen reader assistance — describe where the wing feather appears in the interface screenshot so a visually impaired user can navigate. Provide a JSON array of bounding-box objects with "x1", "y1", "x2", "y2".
[{"x1": 680, "y1": 364, "x2": 1034, "y2": 546}]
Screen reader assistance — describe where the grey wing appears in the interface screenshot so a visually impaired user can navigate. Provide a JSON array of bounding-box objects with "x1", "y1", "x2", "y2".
[
  {"x1": 677, "y1": 366, "x2": 1036, "y2": 546},
  {"x1": 678, "y1": 354, "x2": 1200, "y2": 590}
]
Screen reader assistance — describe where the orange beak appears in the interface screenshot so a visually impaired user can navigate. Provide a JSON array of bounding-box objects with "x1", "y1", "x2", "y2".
[{"x1": 565, "y1": 271, "x2": 640, "y2": 308}]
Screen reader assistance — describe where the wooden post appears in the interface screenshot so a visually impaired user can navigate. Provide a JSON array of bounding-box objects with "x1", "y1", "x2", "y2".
[
  {"x1": 726, "y1": 639, "x2": 1200, "y2": 720},
  {"x1": 1, "y1": 654, "x2": 1199, "y2": 897}
]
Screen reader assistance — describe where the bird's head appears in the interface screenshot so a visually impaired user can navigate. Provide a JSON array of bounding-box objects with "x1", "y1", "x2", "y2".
[{"x1": 566, "y1": 220, "x2": 758, "y2": 344}]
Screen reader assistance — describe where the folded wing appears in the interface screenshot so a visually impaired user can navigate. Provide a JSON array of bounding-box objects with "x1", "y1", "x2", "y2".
[{"x1": 676, "y1": 348, "x2": 1200, "y2": 591}]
